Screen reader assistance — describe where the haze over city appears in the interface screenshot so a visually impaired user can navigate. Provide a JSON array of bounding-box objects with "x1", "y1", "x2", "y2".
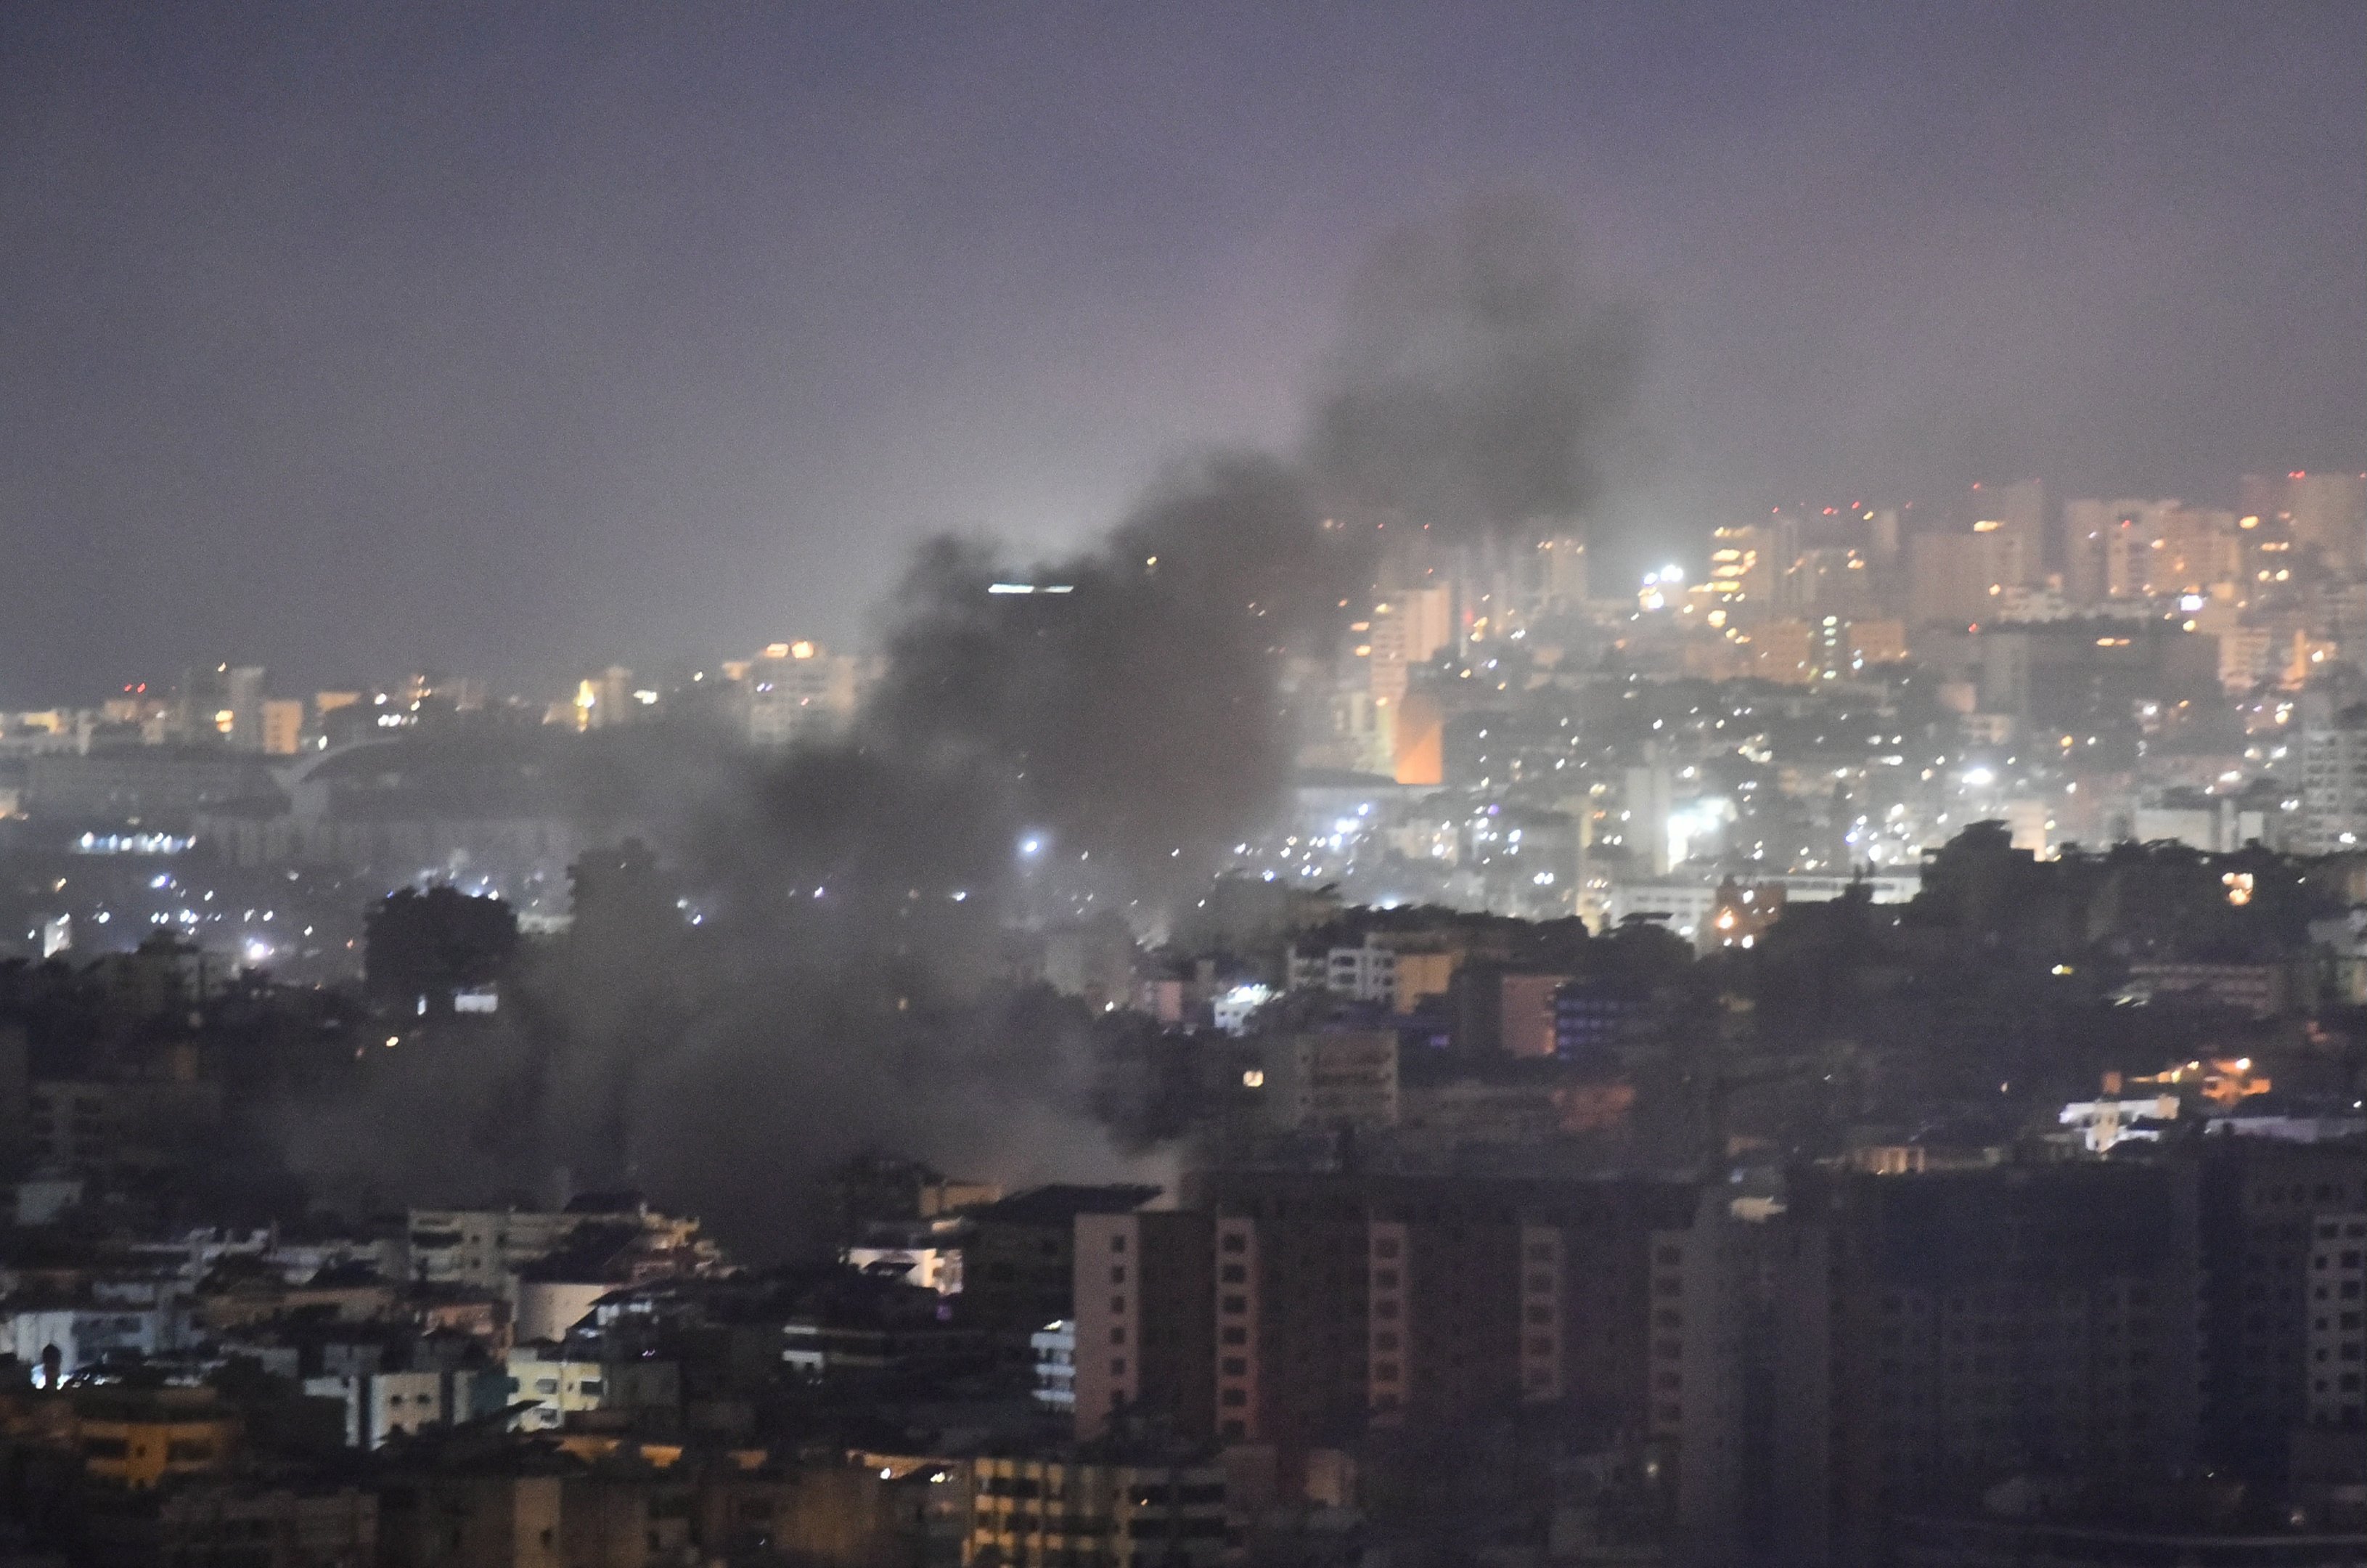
[
  {"x1": 3, "y1": 2, "x2": 2359, "y2": 701},
  {"x1": 0, "y1": 6, "x2": 2363, "y2": 1566}
]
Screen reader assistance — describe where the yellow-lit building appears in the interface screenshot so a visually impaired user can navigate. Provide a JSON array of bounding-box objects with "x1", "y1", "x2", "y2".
[
  {"x1": 1367, "y1": 588, "x2": 1452, "y2": 706},
  {"x1": 261, "y1": 699, "x2": 306, "y2": 756},
  {"x1": 1845, "y1": 618, "x2": 1908, "y2": 667},
  {"x1": 1707, "y1": 525, "x2": 1775, "y2": 616},
  {"x1": 967, "y1": 1453, "x2": 1228, "y2": 1568},
  {"x1": 1389, "y1": 950, "x2": 1458, "y2": 1013},
  {"x1": 1391, "y1": 690, "x2": 1444, "y2": 787},
  {"x1": 72, "y1": 1387, "x2": 235, "y2": 1489},
  {"x1": 1751, "y1": 620, "x2": 1815, "y2": 685}
]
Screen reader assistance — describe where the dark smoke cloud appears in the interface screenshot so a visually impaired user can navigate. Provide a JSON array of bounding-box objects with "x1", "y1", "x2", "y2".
[
  {"x1": 283, "y1": 196, "x2": 1638, "y2": 1254},
  {"x1": 1309, "y1": 192, "x2": 1643, "y2": 534},
  {"x1": 862, "y1": 455, "x2": 1360, "y2": 898}
]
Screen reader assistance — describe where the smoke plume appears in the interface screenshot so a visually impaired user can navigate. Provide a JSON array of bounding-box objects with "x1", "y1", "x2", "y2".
[
  {"x1": 1310, "y1": 192, "x2": 1642, "y2": 534},
  {"x1": 282, "y1": 195, "x2": 1640, "y2": 1254}
]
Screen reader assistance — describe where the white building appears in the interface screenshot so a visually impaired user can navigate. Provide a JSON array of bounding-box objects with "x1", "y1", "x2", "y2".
[
  {"x1": 2056, "y1": 1094, "x2": 2179, "y2": 1154},
  {"x1": 1602, "y1": 871, "x2": 1918, "y2": 947},
  {"x1": 514, "y1": 1280, "x2": 614, "y2": 1345},
  {"x1": 845, "y1": 1218, "x2": 968, "y2": 1296},
  {"x1": 404, "y1": 1201, "x2": 711, "y2": 1294},
  {"x1": 0, "y1": 1302, "x2": 186, "y2": 1382},
  {"x1": 1210, "y1": 982, "x2": 1275, "y2": 1035},
  {"x1": 2132, "y1": 801, "x2": 2278, "y2": 854},
  {"x1": 1030, "y1": 1320, "x2": 1076, "y2": 1413},
  {"x1": 1285, "y1": 939, "x2": 1396, "y2": 1003},
  {"x1": 735, "y1": 641, "x2": 859, "y2": 746},
  {"x1": 2299, "y1": 689, "x2": 2367, "y2": 854},
  {"x1": 503, "y1": 1345, "x2": 606, "y2": 1432},
  {"x1": 302, "y1": 1369, "x2": 447, "y2": 1449}
]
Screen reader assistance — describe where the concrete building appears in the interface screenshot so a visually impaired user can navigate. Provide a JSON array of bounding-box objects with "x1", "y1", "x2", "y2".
[
  {"x1": 2249, "y1": 470, "x2": 2367, "y2": 570},
  {"x1": 1070, "y1": 1211, "x2": 1215, "y2": 1440},
  {"x1": 1, "y1": 1300, "x2": 189, "y2": 1381},
  {"x1": 2199, "y1": 1140, "x2": 2367, "y2": 1480},
  {"x1": 1908, "y1": 530, "x2": 2019, "y2": 629},
  {"x1": 1537, "y1": 535, "x2": 1589, "y2": 608},
  {"x1": 404, "y1": 1199, "x2": 710, "y2": 1294},
  {"x1": 1365, "y1": 587, "x2": 1452, "y2": 706},
  {"x1": 961, "y1": 1185, "x2": 1161, "y2": 1334},
  {"x1": 1031, "y1": 1320, "x2": 1076, "y2": 1415},
  {"x1": 1182, "y1": 1169, "x2": 1697, "y2": 1449},
  {"x1": 1287, "y1": 936, "x2": 1397, "y2": 1003},
  {"x1": 1969, "y1": 478, "x2": 2046, "y2": 589},
  {"x1": 303, "y1": 1368, "x2": 450, "y2": 1449},
  {"x1": 65, "y1": 1386, "x2": 237, "y2": 1490},
  {"x1": 502, "y1": 1344, "x2": 679, "y2": 1433},
  {"x1": 1259, "y1": 1030, "x2": 1399, "y2": 1132},
  {"x1": 185, "y1": 663, "x2": 269, "y2": 751},
  {"x1": 844, "y1": 1217, "x2": 970, "y2": 1297},
  {"x1": 1653, "y1": 1193, "x2": 1784, "y2": 1568},
  {"x1": 261, "y1": 698, "x2": 306, "y2": 756},
  {"x1": 2305, "y1": 1212, "x2": 2366, "y2": 1432},
  {"x1": 965, "y1": 1451, "x2": 1228, "y2": 1568},
  {"x1": 1706, "y1": 525, "x2": 1777, "y2": 620},
  {"x1": 1767, "y1": 1164, "x2": 2204, "y2": 1568},
  {"x1": 2299, "y1": 687, "x2": 2367, "y2": 853},
  {"x1": 735, "y1": 640, "x2": 860, "y2": 746},
  {"x1": 2061, "y1": 497, "x2": 2172, "y2": 603}
]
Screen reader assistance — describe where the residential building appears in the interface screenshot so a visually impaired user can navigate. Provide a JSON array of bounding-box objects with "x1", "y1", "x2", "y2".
[
  {"x1": 2305, "y1": 1212, "x2": 2366, "y2": 1431},
  {"x1": 1259, "y1": 1030, "x2": 1399, "y2": 1131},
  {"x1": 735, "y1": 640, "x2": 860, "y2": 746},
  {"x1": 1768, "y1": 1163, "x2": 2204, "y2": 1568},
  {"x1": 404, "y1": 1198, "x2": 712, "y2": 1294},
  {"x1": 1070, "y1": 1212, "x2": 1215, "y2": 1440},
  {"x1": 303, "y1": 1368, "x2": 449, "y2": 1449},
  {"x1": 960, "y1": 1185, "x2": 1161, "y2": 1335},
  {"x1": 1031, "y1": 1320, "x2": 1076, "y2": 1415},
  {"x1": 1181, "y1": 1169, "x2": 1698, "y2": 1450},
  {"x1": 2299, "y1": 687, "x2": 2367, "y2": 853},
  {"x1": 965, "y1": 1450, "x2": 1227, "y2": 1568},
  {"x1": 67, "y1": 1386, "x2": 236, "y2": 1490},
  {"x1": 2198, "y1": 1140, "x2": 2367, "y2": 1479}
]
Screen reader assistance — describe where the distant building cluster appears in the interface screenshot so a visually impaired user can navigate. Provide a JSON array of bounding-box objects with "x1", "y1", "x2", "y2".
[
  {"x1": 1246, "y1": 473, "x2": 2367, "y2": 940},
  {"x1": 0, "y1": 639, "x2": 864, "y2": 975},
  {"x1": 1, "y1": 817, "x2": 2366, "y2": 1563},
  {"x1": 0, "y1": 474, "x2": 2364, "y2": 1565}
]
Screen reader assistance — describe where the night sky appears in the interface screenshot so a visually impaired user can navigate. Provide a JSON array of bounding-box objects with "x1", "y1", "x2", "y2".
[{"x1": 3, "y1": 2, "x2": 2360, "y2": 703}]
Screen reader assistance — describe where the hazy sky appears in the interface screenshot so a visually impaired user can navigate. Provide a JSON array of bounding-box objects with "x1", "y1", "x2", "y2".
[{"x1": 2, "y1": 1, "x2": 2360, "y2": 703}]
